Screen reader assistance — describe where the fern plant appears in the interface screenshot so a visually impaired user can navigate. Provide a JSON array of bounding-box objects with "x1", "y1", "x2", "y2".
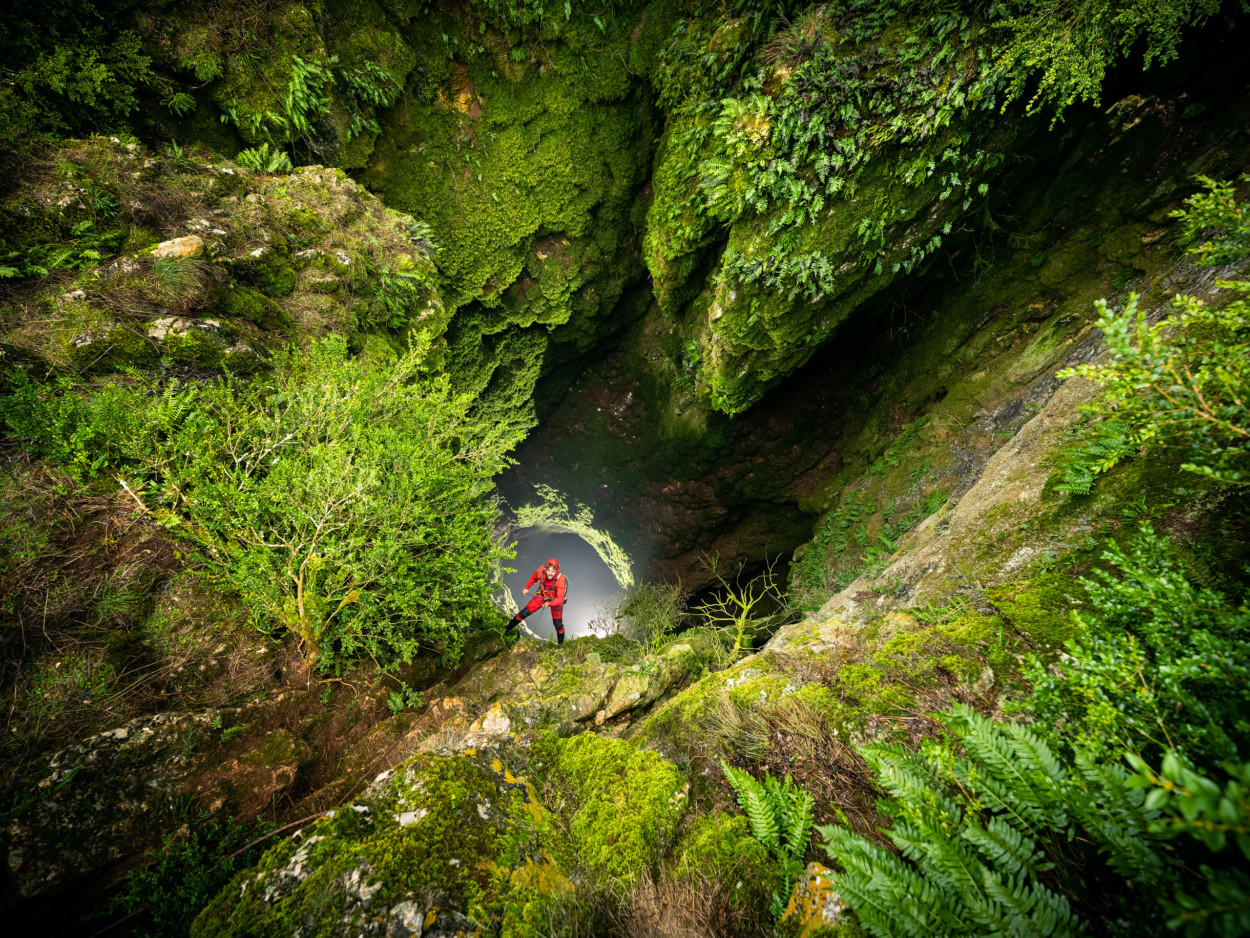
[
  {"x1": 819, "y1": 704, "x2": 1172, "y2": 938},
  {"x1": 235, "y1": 142, "x2": 293, "y2": 174},
  {"x1": 1050, "y1": 418, "x2": 1134, "y2": 495},
  {"x1": 720, "y1": 761, "x2": 814, "y2": 918}
]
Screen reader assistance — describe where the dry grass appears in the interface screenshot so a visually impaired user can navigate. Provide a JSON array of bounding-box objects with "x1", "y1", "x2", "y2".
[
  {"x1": 705, "y1": 689, "x2": 885, "y2": 843},
  {"x1": 757, "y1": 9, "x2": 829, "y2": 67},
  {"x1": 608, "y1": 871, "x2": 746, "y2": 938},
  {"x1": 89, "y1": 254, "x2": 224, "y2": 320},
  {"x1": 0, "y1": 459, "x2": 276, "y2": 793},
  {"x1": 518, "y1": 867, "x2": 769, "y2": 938}
]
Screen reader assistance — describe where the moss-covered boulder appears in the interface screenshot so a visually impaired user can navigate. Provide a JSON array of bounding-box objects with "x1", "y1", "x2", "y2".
[
  {"x1": 192, "y1": 733, "x2": 690, "y2": 937},
  {"x1": 0, "y1": 138, "x2": 443, "y2": 375},
  {"x1": 4, "y1": 711, "x2": 217, "y2": 901}
]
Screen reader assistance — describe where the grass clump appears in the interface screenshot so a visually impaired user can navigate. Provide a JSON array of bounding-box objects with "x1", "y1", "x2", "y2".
[{"x1": 617, "y1": 580, "x2": 687, "y2": 655}]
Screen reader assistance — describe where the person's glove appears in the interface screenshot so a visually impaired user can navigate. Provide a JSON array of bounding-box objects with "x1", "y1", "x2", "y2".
[{"x1": 522, "y1": 586, "x2": 529, "y2": 596}]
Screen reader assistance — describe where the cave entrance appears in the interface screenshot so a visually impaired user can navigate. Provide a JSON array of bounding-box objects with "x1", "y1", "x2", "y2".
[{"x1": 505, "y1": 528, "x2": 630, "y2": 642}]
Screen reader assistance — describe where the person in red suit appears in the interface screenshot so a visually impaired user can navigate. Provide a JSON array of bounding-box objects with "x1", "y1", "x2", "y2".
[{"x1": 507, "y1": 557, "x2": 567, "y2": 644}]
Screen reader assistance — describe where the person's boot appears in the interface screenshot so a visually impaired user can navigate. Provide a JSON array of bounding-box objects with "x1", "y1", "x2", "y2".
[
  {"x1": 555, "y1": 627, "x2": 565, "y2": 646},
  {"x1": 504, "y1": 615, "x2": 522, "y2": 644}
]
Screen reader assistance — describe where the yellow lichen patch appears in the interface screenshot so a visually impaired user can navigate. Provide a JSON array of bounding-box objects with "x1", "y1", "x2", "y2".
[
  {"x1": 491, "y1": 758, "x2": 503, "y2": 774},
  {"x1": 519, "y1": 781, "x2": 546, "y2": 826},
  {"x1": 781, "y1": 862, "x2": 849, "y2": 937},
  {"x1": 423, "y1": 908, "x2": 438, "y2": 930},
  {"x1": 508, "y1": 857, "x2": 575, "y2": 895}
]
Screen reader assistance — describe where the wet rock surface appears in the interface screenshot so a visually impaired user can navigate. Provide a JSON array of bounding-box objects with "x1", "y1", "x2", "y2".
[{"x1": 5, "y1": 711, "x2": 215, "y2": 901}]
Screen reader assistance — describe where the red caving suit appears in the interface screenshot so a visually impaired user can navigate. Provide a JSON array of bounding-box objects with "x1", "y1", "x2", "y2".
[{"x1": 521, "y1": 560, "x2": 566, "y2": 618}]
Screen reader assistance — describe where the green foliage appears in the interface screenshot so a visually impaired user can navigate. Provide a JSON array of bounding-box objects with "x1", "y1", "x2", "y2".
[
  {"x1": 1130, "y1": 754, "x2": 1250, "y2": 936},
  {"x1": 819, "y1": 705, "x2": 1162, "y2": 938},
  {"x1": 824, "y1": 520, "x2": 1250, "y2": 937},
  {"x1": 1050, "y1": 418, "x2": 1135, "y2": 495},
  {"x1": 720, "y1": 760, "x2": 814, "y2": 919},
  {"x1": 988, "y1": 0, "x2": 1229, "y2": 118},
  {"x1": 163, "y1": 92, "x2": 196, "y2": 117},
  {"x1": 0, "y1": 0, "x2": 155, "y2": 144},
  {"x1": 1028, "y1": 522, "x2": 1250, "y2": 767},
  {"x1": 386, "y1": 683, "x2": 425, "y2": 714},
  {"x1": 1, "y1": 214, "x2": 126, "y2": 280},
  {"x1": 2, "y1": 335, "x2": 518, "y2": 670},
  {"x1": 793, "y1": 484, "x2": 947, "y2": 610},
  {"x1": 646, "y1": 0, "x2": 1229, "y2": 413},
  {"x1": 234, "y1": 142, "x2": 293, "y2": 174},
  {"x1": 337, "y1": 60, "x2": 399, "y2": 140},
  {"x1": 477, "y1": 0, "x2": 577, "y2": 32},
  {"x1": 220, "y1": 51, "x2": 354, "y2": 161},
  {"x1": 105, "y1": 812, "x2": 277, "y2": 938},
  {"x1": 1060, "y1": 176, "x2": 1250, "y2": 485},
  {"x1": 617, "y1": 580, "x2": 686, "y2": 654}
]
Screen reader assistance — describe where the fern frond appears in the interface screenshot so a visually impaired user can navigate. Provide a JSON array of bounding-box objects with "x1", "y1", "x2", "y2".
[
  {"x1": 784, "y1": 785, "x2": 815, "y2": 858},
  {"x1": 722, "y1": 761, "x2": 781, "y2": 850},
  {"x1": 823, "y1": 824, "x2": 967, "y2": 937},
  {"x1": 962, "y1": 817, "x2": 1045, "y2": 877}
]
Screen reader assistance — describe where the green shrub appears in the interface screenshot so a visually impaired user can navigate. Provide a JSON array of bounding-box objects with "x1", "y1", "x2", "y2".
[
  {"x1": 1060, "y1": 175, "x2": 1250, "y2": 486},
  {"x1": 1029, "y1": 522, "x2": 1250, "y2": 766},
  {"x1": 820, "y1": 519, "x2": 1250, "y2": 937},
  {"x1": 234, "y1": 142, "x2": 293, "y2": 174},
  {"x1": 2, "y1": 334, "x2": 518, "y2": 670},
  {"x1": 617, "y1": 580, "x2": 686, "y2": 654},
  {"x1": 104, "y1": 813, "x2": 277, "y2": 938},
  {"x1": 0, "y1": 0, "x2": 156, "y2": 144}
]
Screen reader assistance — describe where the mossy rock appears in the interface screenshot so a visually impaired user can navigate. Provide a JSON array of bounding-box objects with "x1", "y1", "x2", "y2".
[
  {"x1": 192, "y1": 748, "x2": 571, "y2": 938},
  {"x1": 235, "y1": 248, "x2": 298, "y2": 298},
  {"x1": 528, "y1": 732, "x2": 688, "y2": 884},
  {"x1": 220, "y1": 282, "x2": 292, "y2": 330},
  {"x1": 193, "y1": 735, "x2": 691, "y2": 936}
]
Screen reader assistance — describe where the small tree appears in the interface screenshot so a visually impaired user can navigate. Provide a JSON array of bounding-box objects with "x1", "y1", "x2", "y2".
[{"x1": 691, "y1": 555, "x2": 788, "y2": 655}]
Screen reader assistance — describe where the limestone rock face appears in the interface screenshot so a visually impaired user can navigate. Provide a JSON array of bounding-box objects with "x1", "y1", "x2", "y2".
[
  {"x1": 5, "y1": 711, "x2": 216, "y2": 900},
  {"x1": 150, "y1": 235, "x2": 205, "y2": 259},
  {"x1": 192, "y1": 734, "x2": 688, "y2": 938},
  {"x1": 191, "y1": 746, "x2": 527, "y2": 937},
  {"x1": 398, "y1": 635, "x2": 706, "y2": 755}
]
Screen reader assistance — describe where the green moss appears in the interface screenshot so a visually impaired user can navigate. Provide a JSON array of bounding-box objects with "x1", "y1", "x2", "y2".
[
  {"x1": 161, "y1": 327, "x2": 228, "y2": 368},
  {"x1": 671, "y1": 811, "x2": 777, "y2": 917},
  {"x1": 356, "y1": 3, "x2": 654, "y2": 427},
  {"x1": 633, "y1": 657, "x2": 791, "y2": 756},
  {"x1": 221, "y1": 282, "x2": 292, "y2": 330},
  {"x1": 983, "y1": 571, "x2": 1087, "y2": 657},
  {"x1": 240, "y1": 250, "x2": 297, "y2": 298},
  {"x1": 193, "y1": 749, "x2": 563, "y2": 937},
  {"x1": 530, "y1": 732, "x2": 686, "y2": 883}
]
